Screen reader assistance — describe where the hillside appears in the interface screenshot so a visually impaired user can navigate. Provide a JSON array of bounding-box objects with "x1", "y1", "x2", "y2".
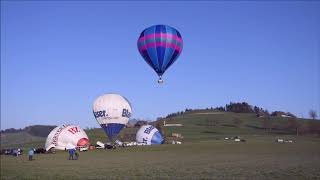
[
  {"x1": 0, "y1": 131, "x2": 46, "y2": 149},
  {"x1": 1, "y1": 110, "x2": 319, "y2": 149},
  {"x1": 0, "y1": 125, "x2": 56, "y2": 149},
  {"x1": 152, "y1": 111, "x2": 315, "y2": 142},
  {"x1": 89, "y1": 110, "x2": 319, "y2": 143}
]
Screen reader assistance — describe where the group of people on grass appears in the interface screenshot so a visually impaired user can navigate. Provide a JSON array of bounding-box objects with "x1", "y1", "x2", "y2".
[
  {"x1": 26, "y1": 147, "x2": 80, "y2": 161},
  {"x1": 68, "y1": 148, "x2": 79, "y2": 160}
]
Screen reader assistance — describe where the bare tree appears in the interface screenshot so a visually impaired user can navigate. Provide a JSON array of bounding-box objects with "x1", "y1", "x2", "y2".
[
  {"x1": 309, "y1": 110, "x2": 318, "y2": 120},
  {"x1": 262, "y1": 116, "x2": 272, "y2": 132},
  {"x1": 298, "y1": 124, "x2": 309, "y2": 135},
  {"x1": 286, "y1": 118, "x2": 301, "y2": 136},
  {"x1": 134, "y1": 120, "x2": 148, "y2": 127}
]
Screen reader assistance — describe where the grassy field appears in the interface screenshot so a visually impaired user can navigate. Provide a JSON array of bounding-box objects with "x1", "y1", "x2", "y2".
[
  {"x1": 1, "y1": 136, "x2": 320, "y2": 179},
  {"x1": 2, "y1": 112, "x2": 317, "y2": 148},
  {"x1": 1, "y1": 111, "x2": 320, "y2": 179}
]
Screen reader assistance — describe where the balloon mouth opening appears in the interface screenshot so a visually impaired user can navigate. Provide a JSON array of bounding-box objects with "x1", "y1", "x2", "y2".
[
  {"x1": 77, "y1": 138, "x2": 90, "y2": 146},
  {"x1": 158, "y1": 76, "x2": 164, "y2": 84}
]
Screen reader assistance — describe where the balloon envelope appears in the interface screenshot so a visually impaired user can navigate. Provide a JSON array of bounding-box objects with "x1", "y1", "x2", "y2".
[
  {"x1": 93, "y1": 93, "x2": 132, "y2": 141},
  {"x1": 136, "y1": 125, "x2": 164, "y2": 145},
  {"x1": 137, "y1": 25, "x2": 183, "y2": 80},
  {"x1": 45, "y1": 124, "x2": 90, "y2": 151}
]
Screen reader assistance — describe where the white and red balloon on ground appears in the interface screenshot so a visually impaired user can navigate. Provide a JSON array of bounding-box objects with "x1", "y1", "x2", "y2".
[{"x1": 45, "y1": 124, "x2": 90, "y2": 151}]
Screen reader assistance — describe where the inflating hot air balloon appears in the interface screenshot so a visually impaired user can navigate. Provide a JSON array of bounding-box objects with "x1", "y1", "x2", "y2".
[
  {"x1": 137, "y1": 25, "x2": 183, "y2": 83},
  {"x1": 93, "y1": 93, "x2": 132, "y2": 141},
  {"x1": 45, "y1": 124, "x2": 90, "y2": 151},
  {"x1": 136, "y1": 125, "x2": 164, "y2": 145}
]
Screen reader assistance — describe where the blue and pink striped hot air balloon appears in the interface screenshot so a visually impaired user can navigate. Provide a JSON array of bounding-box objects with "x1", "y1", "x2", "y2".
[{"x1": 137, "y1": 25, "x2": 183, "y2": 83}]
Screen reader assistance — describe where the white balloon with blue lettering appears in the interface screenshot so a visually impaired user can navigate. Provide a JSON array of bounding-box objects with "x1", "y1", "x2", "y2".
[
  {"x1": 93, "y1": 93, "x2": 132, "y2": 141},
  {"x1": 136, "y1": 125, "x2": 164, "y2": 145}
]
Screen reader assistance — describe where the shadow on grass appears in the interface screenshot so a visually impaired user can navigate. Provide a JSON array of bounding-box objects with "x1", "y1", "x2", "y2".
[
  {"x1": 245, "y1": 125, "x2": 265, "y2": 130},
  {"x1": 201, "y1": 131, "x2": 218, "y2": 134}
]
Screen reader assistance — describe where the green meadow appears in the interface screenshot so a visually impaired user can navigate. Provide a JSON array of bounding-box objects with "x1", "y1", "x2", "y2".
[{"x1": 1, "y1": 111, "x2": 320, "y2": 179}]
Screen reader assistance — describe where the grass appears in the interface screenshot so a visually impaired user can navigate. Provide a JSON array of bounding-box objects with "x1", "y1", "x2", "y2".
[
  {"x1": 1, "y1": 136, "x2": 320, "y2": 179},
  {"x1": 1, "y1": 111, "x2": 320, "y2": 179},
  {"x1": 156, "y1": 112, "x2": 303, "y2": 142},
  {"x1": 2, "y1": 111, "x2": 317, "y2": 147}
]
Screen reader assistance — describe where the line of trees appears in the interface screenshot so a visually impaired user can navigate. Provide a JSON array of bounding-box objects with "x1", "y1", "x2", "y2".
[
  {"x1": 156, "y1": 102, "x2": 319, "y2": 121},
  {"x1": 157, "y1": 102, "x2": 272, "y2": 119},
  {"x1": 226, "y1": 102, "x2": 254, "y2": 113},
  {"x1": 0, "y1": 128, "x2": 24, "y2": 134},
  {"x1": 0, "y1": 125, "x2": 56, "y2": 137}
]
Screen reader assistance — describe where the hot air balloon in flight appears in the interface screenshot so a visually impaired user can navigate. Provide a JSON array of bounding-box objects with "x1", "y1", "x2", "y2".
[
  {"x1": 136, "y1": 125, "x2": 164, "y2": 145},
  {"x1": 137, "y1": 25, "x2": 183, "y2": 83},
  {"x1": 93, "y1": 93, "x2": 132, "y2": 141}
]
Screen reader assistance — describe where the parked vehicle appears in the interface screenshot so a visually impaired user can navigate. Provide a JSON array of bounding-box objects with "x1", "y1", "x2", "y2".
[
  {"x1": 34, "y1": 148, "x2": 46, "y2": 154},
  {"x1": 78, "y1": 146, "x2": 88, "y2": 152},
  {"x1": 1, "y1": 148, "x2": 23, "y2": 156}
]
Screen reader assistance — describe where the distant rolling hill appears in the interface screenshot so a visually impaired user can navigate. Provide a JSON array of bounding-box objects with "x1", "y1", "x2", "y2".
[
  {"x1": 1, "y1": 131, "x2": 46, "y2": 148},
  {"x1": 1, "y1": 110, "x2": 319, "y2": 149},
  {"x1": 152, "y1": 111, "x2": 311, "y2": 142},
  {"x1": 81, "y1": 110, "x2": 320, "y2": 144},
  {"x1": 0, "y1": 125, "x2": 56, "y2": 149}
]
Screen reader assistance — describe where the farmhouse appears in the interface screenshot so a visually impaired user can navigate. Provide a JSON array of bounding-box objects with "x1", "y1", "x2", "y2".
[
  {"x1": 271, "y1": 111, "x2": 296, "y2": 118},
  {"x1": 172, "y1": 133, "x2": 183, "y2": 138}
]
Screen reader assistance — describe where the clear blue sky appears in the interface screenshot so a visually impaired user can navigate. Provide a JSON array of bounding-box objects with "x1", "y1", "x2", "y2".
[{"x1": 1, "y1": 1, "x2": 320, "y2": 129}]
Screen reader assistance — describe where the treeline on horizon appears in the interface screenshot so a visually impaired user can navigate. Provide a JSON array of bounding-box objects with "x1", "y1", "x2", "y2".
[
  {"x1": 161, "y1": 102, "x2": 314, "y2": 119},
  {"x1": 0, "y1": 125, "x2": 56, "y2": 137}
]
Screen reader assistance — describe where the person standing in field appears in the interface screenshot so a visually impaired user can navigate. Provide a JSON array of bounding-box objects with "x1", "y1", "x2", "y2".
[
  {"x1": 68, "y1": 148, "x2": 74, "y2": 160},
  {"x1": 28, "y1": 148, "x2": 34, "y2": 161},
  {"x1": 74, "y1": 149, "x2": 79, "y2": 160},
  {"x1": 13, "y1": 149, "x2": 18, "y2": 157}
]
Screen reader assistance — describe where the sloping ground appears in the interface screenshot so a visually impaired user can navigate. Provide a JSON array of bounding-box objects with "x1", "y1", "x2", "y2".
[
  {"x1": 88, "y1": 111, "x2": 317, "y2": 143},
  {"x1": 2, "y1": 110, "x2": 319, "y2": 179},
  {"x1": 1, "y1": 110, "x2": 318, "y2": 148},
  {"x1": 0, "y1": 131, "x2": 46, "y2": 149},
  {"x1": 152, "y1": 111, "x2": 316, "y2": 142},
  {"x1": 1, "y1": 125, "x2": 56, "y2": 149}
]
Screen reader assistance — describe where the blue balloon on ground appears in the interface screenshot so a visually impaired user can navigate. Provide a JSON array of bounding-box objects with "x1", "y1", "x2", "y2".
[{"x1": 136, "y1": 125, "x2": 164, "y2": 145}]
